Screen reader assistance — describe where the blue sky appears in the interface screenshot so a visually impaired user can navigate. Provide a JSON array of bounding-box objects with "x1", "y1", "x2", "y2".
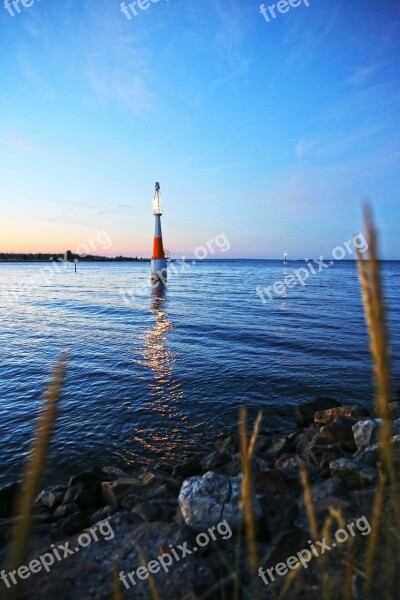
[{"x1": 0, "y1": 0, "x2": 399, "y2": 258}]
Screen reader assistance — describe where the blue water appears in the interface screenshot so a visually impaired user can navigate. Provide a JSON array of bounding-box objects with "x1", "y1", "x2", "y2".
[{"x1": 0, "y1": 260, "x2": 399, "y2": 485}]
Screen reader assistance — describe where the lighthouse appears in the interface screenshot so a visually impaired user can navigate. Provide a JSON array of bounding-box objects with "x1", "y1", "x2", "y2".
[{"x1": 151, "y1": 182, "x2": 168, "y2": 283}]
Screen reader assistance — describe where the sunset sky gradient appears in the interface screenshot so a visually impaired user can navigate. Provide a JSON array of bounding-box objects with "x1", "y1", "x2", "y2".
[{"x1": 0, "y1": 0, "x2": 399, "y2": 258}]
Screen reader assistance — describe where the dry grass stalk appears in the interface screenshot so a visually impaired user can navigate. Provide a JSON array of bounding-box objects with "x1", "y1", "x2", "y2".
[
  {"x1": 299, "y1": 461, "x2": 320, "y2": 542},
  {"x1": 239, "y1": 407, "x2": 262, "y2": 576},
  {"x1": 139, "y1": 551, "x2": 160, "y2": 600},
  {"x1": 7, "y1": 356, "x2": 66, "y2": 599},
  {"x1": 343, "y1": 535, "x2": 355, "y2": 600},
  {"x1": 356, "y1": 210, "x2": 393, "y2": 479},
  {"x1": 112, "y1": 565, "x2": 124, "y2": 600},
  {"x1": 364, "y1": 471, "x2": 386, "y2": 597}
]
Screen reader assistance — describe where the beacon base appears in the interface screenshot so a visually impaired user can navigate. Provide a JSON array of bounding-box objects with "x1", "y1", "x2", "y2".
[{"x1": 151, "y1": 258, "x2": 168, "y2": 284}]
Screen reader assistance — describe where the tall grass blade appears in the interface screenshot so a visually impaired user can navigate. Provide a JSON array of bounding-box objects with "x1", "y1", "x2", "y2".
[{"x1": 7, "y1": 355, "x2": 66, "y2": 600}]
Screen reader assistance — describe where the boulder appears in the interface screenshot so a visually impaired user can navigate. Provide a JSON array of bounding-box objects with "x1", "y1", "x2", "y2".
[
  {"x1": 319, "y1": 416, "x2": 357, "y2": 452},
  {"x1": 274, "y1": 454, "x2": 302, "y2": 469},
  {"x1": 296, "y1": 397, "x2": 340, "y2": 428},
  {"x1": 102, "y1": 466, "x2": 130, "y2": 479},
  {"x1": 359, "y1": 434, "x2": 400, "y2": 466},
  {"x1": 179, "y1": 471, "x2": 262, "y2": 531},
  {"x1": 297, "y1": 477, "x2": 347, "y2": 511},
  {"x1": 314, "y1": 406, "x2": 369, "y2": 425},
  {"x1": 202, "y1": 451, "x2": 232, "y2": 470},
  {"x1": 53, "y1": 503, "x2": 80, "y2": 519},
  {"x1": 329, "y1": 458, "x2": 377, "y2": 488},
  {"x1": 254, "y1": 471, "x2": 297, "y2": 533},
  {"x1": 58, "y1": 511, "x2": 86, "y2": 536},
  {"x1": 101, "y1": 477, "x2": 142, "y2": 508},
  {"x1": 352, "y1": 419, "x2": 382, "y2": 451},
  {"x1": 388, "y1": 401, "x2": 400, "y2": 419},
  {"x1": 295, "y1": 425, "x2": 320, "y2": 454},
  {"x1": 301, "y1": 435, "x2": 345, "y2": 469},
  {"x1": 262, "y1": 435, "x2": 292, "y2": 459},
  {"x1": 63, "y1": 482, "x2": 100, "y2": 508},
  {"x1": 131, "y1": 499, "x2": 178, "y2": 522},
  {"x1": 89, "y1": 505, "x2": 116, "y2": 525},
  {"x1": 35, "y1": 487, "x2": 67, "y2": 510},
  {"x1": 0, "y1": 482, "x2": 20, "y2": 518},
  {"x1": 215, "y1": 454, "x2": 243, "y2": 477},
  {"x1": 352, "y1": 418, "x2": 400, "y2": 452},
  {"x1": 215, "y1": 433, "x2": 239, "y2": 455},
  {"x1": 295, "y1": 496, "x2": 352, "y2": 531},
  {"x1": 173, "y1": 459, "x2": 203, "y2": 479}
]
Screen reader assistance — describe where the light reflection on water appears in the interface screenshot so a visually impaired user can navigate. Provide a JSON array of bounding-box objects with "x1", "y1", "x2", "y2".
[{"x1": 129, "y1": 284, "x2": 187, "y2": 462}]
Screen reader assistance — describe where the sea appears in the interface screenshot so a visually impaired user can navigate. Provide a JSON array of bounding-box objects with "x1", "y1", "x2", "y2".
[{"x1": 0, "y1": 259, "x2": 399, "y2": 485}]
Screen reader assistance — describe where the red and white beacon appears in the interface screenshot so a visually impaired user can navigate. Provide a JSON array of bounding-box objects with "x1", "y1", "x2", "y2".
[{"x1": 151, "y1": 182, "x2": 168, "y2": 283}]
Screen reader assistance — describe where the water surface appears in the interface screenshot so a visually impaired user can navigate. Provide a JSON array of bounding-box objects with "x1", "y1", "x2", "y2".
[{"x1": 0, "y1": 260, "x2": 399, "y2": 484}]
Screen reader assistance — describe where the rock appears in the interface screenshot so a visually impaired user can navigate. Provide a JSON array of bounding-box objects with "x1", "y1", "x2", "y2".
[
  {"x1": 352, "y1": 418, "x2": 400, "y2": 452},
  {"x1": 22, "y1": 520, "x2": 200, "y2": 600},
  {"x1": 260, "y1": 529, "x2": 310, "y2": 569},
  {"x1": 254, "y1": 471, "x2": 297, "y2": 533},
  {"x1": 359, "y1": 434, "x2": 400, "y2": 466},
  {"x1": 301, "y1": 434, "x2": 345, "y2": 469},
  {"x1": 215, "y1": 454, "x2": 242, "y2": 477},
  {"x1": 179, "y1": 471, "x2": 262, "y2": 531},
  {"x1": 295, "y1": 496, "x2": 352, "y2": 531},
  {"x1": 53, "y1": 503, "x2": 80, "y2": 519},
  {"x1": 102, "y1": 466, "x2": 130, "y2": 479},
  {"x1": 329, "y1": 458, "x2": 377, "y2": 488},
  {"x1": 319, "y1": 416, "x2": 357, "y2": 452},
  {"x1": 297, "y1": 477, "x2": 347, "y2": 511},
  {"x1": 58, "y1": 512, "x2": 86, "y2": 536},
  {"x1": 63, "y1": 482, "x2": 100, "y2": 508},
  {"x1": 263, "y1": 436, "x2": 292, "y2": 458},
  {"x1": 65, "y1": 470, "x2": 105, "y2": 506},
  {"x1": 202, "y1": 451, "x2": 232, "y2": 470},
  {"x1": 314, "y1": 406, "x2": 369, "y2": 425},
  {"x1": 296, "y1": 425, "x2": 321, "y2": 454},
  {"x1": 140, "y1": 470, "x2": 180, "y2": 488},
  {"x1": 352, "y1": 419, "x2": 382, "y2": 451},
  {"x1": 35, "y1": 487, "x2": 67, "y2": 510},
  {"x1": 388, "y1": 401, "x2": 400, "y2": 419},
  {"x1": 296, "y1": 397, "x2": 340, "y2": 428},
  {"x1": 89, "y1": 505, "x2": 116, "y2": 525},
  {"x1": 0, "y1": 482, "x2": 20, "y2": 518},
  {"x1": 215, "y1": 433, "x2": 239, "y2": 455},
  {"x1": 173, "y1": 459, "x2": 203, "y2": 479},
  {"x1": 274, "y1": 453, "x2": 302, "y2": 469},
  {"x1": 101, "y1": 477, "x2": 142, "y2": 508},
  {"x1": 132, "y1": 499, "x2": 178, "y2": 522}
]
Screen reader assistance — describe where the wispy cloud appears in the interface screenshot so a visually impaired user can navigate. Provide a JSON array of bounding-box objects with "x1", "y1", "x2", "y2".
[
  {"x1": 0, "y1": 133, "x2": 45, "y2": 154},
  {"x1": 347, "y1": 64, "x2": 382, "y2": 87},
  {"x1": 295, "y1": 121, "x2": 389, "y2": 161},
  {"x1": 210, "y1": 0, "x2": 250, "y2": 86}
]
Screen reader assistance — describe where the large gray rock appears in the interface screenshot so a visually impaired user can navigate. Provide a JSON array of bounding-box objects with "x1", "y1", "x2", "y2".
[
  {"x1": 35, "y1": 487, "x2": 67, "y2": 510},
  {"x1": 179, "y1": 471, "x2": 261, "y2": 531},
  {"x1": 352, "y1": 419, "x2": 382, "y2": 451},
  {"x1": 360, "y1": 434, "x2": 400, "y2": 466},
  {"x1": 329, "y1": 458, "x2": 377, "y2": 488},
  {"x1": 353, "y1": 418, "x2": 400, "y2": 452}
]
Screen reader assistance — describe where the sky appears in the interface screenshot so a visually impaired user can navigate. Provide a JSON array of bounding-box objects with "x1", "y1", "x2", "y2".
[{"x1": 0, "y1": 0, "x2": 399, "y2": 259}]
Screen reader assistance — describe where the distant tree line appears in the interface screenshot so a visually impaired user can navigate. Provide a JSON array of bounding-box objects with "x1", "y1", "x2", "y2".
[{"x1": 0, "y1": 252, "x2": 149, "y2": 262}]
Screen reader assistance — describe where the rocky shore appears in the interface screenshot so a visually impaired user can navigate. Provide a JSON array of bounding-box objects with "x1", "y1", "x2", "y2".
[{"x1": 1, "y1": 395, "x2": 400, "y2": 599}]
